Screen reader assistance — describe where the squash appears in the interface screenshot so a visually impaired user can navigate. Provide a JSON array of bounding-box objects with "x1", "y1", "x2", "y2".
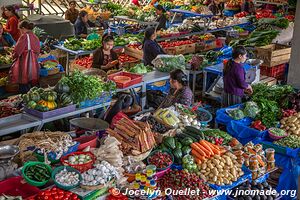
[
  {"x1": 41, "y1": 90, "x2": 57, "y2": 101},
  {"x1": 58, "y1": 93, "x2": 73, "y2": 106},
  {"x1": 28, "y1": 92, "x2": 41, "y2": 102},
  {"x1": 38, "y1": 100, "x2": 57, "y2": 110},
  {"x1": 55, "y1": 82, "x2": 70, "y2": 93}
]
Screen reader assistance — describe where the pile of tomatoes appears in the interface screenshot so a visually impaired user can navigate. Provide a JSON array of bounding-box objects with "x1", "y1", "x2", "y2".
[
  {"x1": 159, "y1": 40, "x2": 194, "y2": 48},
  {"x1": 74, "y1": 56, "x2": 92, "y2": 69},
  {"x1": 118, "y1": 54, "x2": 138, "y2": 63},
  {"x1": 28, "y1": 188, "x2": 79, "y2": 200},
  {"x1": 127, "y1": 43, "x2": 142, "y2": 50}
]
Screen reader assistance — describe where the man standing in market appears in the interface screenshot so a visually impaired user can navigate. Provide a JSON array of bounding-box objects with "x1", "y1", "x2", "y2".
[{"x1": 65, "y1": 1, "x2": 79, "y2": 24}]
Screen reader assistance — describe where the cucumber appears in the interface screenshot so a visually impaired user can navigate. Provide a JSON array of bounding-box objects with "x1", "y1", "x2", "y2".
[
  {"x1": 185, "y1": 126, "x2": 205, "y2": 139},
  {"x1": 181, "y1": 131, "x2": 198, "y2": 142}
]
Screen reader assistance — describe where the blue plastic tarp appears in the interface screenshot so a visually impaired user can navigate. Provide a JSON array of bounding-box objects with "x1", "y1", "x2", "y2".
[
  {"x1": 253, "y1": 134, "x2": 300, "y2": 200},
  {"x1": 227, "y1": 120, "x2": 264, "y2": 145},
  {"x1": 216, "y1": 104, "x2": 251, "y2": 126}
]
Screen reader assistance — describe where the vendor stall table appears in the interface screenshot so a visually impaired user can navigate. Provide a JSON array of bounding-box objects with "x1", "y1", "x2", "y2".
[
  {"x1": 157, "y1": 22, "x2": 251, "y2": 42},
  {"x1": 0, "y1": 64, "x2": 11, "y2": 70},
  {"x1": 189, "y1": 70, "x2": 203, "y2": 102},
  {"x1": 35, "y1": 101, "x2": 111, "y2": 131},
  {"x1": 53, "y1": 45, "x2": 94, "y2": 75},
  {"x1": 113, "y1": 16, "x2": 159, "y2": 31},
  {"x1": 0, "y1": 114, "x2": 41, "y2": 136},
  {"x1": 141, "y1": 71, "x2": 170, "y2": 109}
]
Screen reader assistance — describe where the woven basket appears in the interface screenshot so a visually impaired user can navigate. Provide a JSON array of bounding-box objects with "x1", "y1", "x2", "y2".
[
  {"x1": 81, "y1": 178, "x2": 114, "y2": 190},
  {"x1": 128, "y1": 148, "x2": 153, "y2": 163},
  {"x1": 48, "y1": 67, "x2": 60, "y2": 76}
]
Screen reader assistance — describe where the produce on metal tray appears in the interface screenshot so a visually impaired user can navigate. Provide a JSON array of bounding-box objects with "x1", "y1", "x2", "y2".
[
  {"x1": 81, "y1": 161, "x2": 118, "y2": 186},
  {"x1": 157, "y1": 169, "x2": 213, "y2": 200},
  {"x1": 280, "y1": 112, "x2": 300, "y2": 136},
  {"x1": 106, "y1": 118, "x2": 156, "y2": 155},
  {"x1": 274, "y1": 135, "x2": 300, "y2": 149}
]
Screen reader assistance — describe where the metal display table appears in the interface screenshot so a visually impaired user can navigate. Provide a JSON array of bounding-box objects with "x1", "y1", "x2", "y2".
[
  {"x1": 113, "y1": 16, "x2": 159, "y2": 30},
  {"x1": 0, "y1": 114, "x2": 41, "y2": 136},
  {"x1": 53, "y1": 45, "x2": 94, "y2": 74},
  {"x1": 141, "y1": 71, "x2": 170, "y2": 109},
  {"x1": 35, "y1": 101, "x2": 111, "y2": 131},
  {"x1": 188, "y1": 70, "x2": 203, "y2": 102}
]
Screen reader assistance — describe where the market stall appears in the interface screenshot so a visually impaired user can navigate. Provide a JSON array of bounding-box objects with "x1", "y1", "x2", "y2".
[{"x1": 0, "y1": 0, "x2": 299, "y2": 199}]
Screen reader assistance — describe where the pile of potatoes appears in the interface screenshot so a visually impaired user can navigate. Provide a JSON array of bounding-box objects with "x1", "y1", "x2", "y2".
[
  {"x1": 198, "y1": 152, "x2": 244, "y2": 186},
  {"x1": 280, "y1": 113, "x2": 300, "y2": 136}
]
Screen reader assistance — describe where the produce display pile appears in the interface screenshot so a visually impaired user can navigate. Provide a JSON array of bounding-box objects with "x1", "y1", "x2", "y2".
[{"x1": 0, "y1": 0, "x2": 298, "y2": 199}]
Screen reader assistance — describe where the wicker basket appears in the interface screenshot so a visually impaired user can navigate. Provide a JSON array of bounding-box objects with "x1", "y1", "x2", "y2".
[
  {"x1": 128, "y1": 148, "x2": 153, "y2": 162},
  {"x1": 47, "y1": 67, "x2": 60, "y2": 76},
  {"x1": 81, "y1": 178, "x2": 114, "y2": 190}
]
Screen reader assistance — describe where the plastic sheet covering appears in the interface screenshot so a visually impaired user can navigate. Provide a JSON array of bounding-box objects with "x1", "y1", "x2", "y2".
[
  {"x1": 253, "y1": 134, "x2": 300, "y2": 200},
  {"x1": 216, "y1": 104, "x2": 241, "y2": 126},
  {"x1": 226, "y1": 119, "x2": 263, "y2": 145}
]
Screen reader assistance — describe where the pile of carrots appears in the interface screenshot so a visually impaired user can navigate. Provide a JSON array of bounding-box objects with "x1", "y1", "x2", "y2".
[{"x1": 190, "y1": 140, "x2": 227, "y2": 165}]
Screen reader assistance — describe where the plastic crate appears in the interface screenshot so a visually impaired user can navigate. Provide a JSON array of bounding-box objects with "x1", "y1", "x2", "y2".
[
  {"x1": 24, "y1": 104, "x2": 76, "y2": 119},
  {"x1": 108, "y1": 71, "x2": 142, "y2": 89},
  {"x1": 79, "y1": 92, "x2": 112, "y2": 108},
  {"x1": 0, "y1": 176, "x2": 40, "y2": 198},
  {"x1": 260, "y1": 64, "x2": 286, "y2": 79}
]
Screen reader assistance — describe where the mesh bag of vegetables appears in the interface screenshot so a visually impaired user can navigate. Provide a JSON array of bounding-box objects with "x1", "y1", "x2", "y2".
[
  {"x1": 243, "y1": 101, "x2": 260, "y2": 119},
  {"x1": 151, "y1": 55, "x2": 186, "y2": 72},
  {"x1": 227, "y1": 109, "x2": 245, "y2": 120}
]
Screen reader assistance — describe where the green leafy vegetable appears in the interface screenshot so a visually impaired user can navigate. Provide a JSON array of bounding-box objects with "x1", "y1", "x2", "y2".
[{"x1": 59, "y1": 70, "x2": 116, "y2": 103}]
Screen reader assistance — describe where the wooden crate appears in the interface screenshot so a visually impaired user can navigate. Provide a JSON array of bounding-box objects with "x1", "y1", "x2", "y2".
[
  {"x1": 259, "y1": 75, "x2": 277, "y2": 86},
  {"x1": 164, "y1": 47, "x2": 176, "y2": 55},
  {"x1": 124, "y1": 46, "x2": 143, "y2": 60},
  {"x1": 256, "y1": 44, "x2": 291, "y2": 67},
  {"x1": 175, "y1": 45, "x2": 186, "y2": 55},
  {"x1": 185, "y1": 43, "x2": 196, "y2": 54}
]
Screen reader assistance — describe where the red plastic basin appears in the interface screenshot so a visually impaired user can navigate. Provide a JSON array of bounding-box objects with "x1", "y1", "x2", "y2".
[
  {"x1": 74, "y1": 135, "x2": 97, "y2": 151},
  {"x1": 0, "y1": 176, "x2": 40, "y2": 198}
]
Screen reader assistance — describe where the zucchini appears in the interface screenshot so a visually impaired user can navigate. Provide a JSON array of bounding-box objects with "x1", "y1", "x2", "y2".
[
  {"x1": 181, "y1": 131, "x2": 198, "y2": 142},
  {"x1": 185, "y1": 126, "x2": 205, "y2": 139}
]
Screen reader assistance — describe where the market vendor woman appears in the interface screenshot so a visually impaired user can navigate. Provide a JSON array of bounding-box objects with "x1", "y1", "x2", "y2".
[
  {"x1": 92, "y1": 33, "x2": 119, "y2": 71},
  {"x1": 104, "y1": 94, "x2": 133, "y2": 128},
  {"x1": 155, "y1": 5, "x2": 168, "y2": 30},
  {"x1": 143, "y1": 27, "x2": 165, "y2": 66},
  {"x1": 222, "y1": 46, "x2": 253, "y2": 107},
  {"x1": 10, "y1": 21, "x2": 40, "y2": 93},
  {"x1": 0, "y1": 23, "x2": 15, "y2": 54},
  {"x1": 159, "y1": 69, "x2": 193, "y2": 108},
  {"x1": 74, "y1": 10, "x2": 89, "y2": 38}
]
